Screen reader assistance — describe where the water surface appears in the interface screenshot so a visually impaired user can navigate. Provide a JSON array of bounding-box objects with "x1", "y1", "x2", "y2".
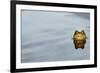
[{"x1": 21, "y1": 10, "x2": 90, "y2": 63}]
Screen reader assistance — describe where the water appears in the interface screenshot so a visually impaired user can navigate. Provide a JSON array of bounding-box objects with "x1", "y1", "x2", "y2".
[{"x1": 21, "y1": 10, "x2": 90, "y2": 63}]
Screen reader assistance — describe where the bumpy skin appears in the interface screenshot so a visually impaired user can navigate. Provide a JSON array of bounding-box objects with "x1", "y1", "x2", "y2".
[{"x1": 73, "y1": 30, "x2": 87, "y2": 49}]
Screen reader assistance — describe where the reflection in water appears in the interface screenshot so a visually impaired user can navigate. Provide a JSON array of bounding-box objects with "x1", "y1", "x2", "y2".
[{"x1": 21, "y1": 10, "x2": 90, "y2": 63}]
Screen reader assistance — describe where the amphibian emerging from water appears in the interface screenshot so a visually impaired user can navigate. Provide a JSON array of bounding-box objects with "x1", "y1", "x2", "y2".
[{"x1": 73, "y1": 30, "x2": 87, "y2": 49}]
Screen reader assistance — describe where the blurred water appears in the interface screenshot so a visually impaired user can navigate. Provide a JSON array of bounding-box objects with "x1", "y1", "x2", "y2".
[{"x1": 21, "y1": 10, "x2": 90, "y2": 63}]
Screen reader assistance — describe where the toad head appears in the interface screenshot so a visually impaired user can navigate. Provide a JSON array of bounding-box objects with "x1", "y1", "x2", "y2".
[{"x1": 73, "y1": 30, "x2": 87, "y2": 49}]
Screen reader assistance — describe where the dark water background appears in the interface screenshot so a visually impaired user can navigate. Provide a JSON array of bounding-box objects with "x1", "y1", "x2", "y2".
[{"x1": 21, "y1": 10, "x2": 90, "y2": 63}]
